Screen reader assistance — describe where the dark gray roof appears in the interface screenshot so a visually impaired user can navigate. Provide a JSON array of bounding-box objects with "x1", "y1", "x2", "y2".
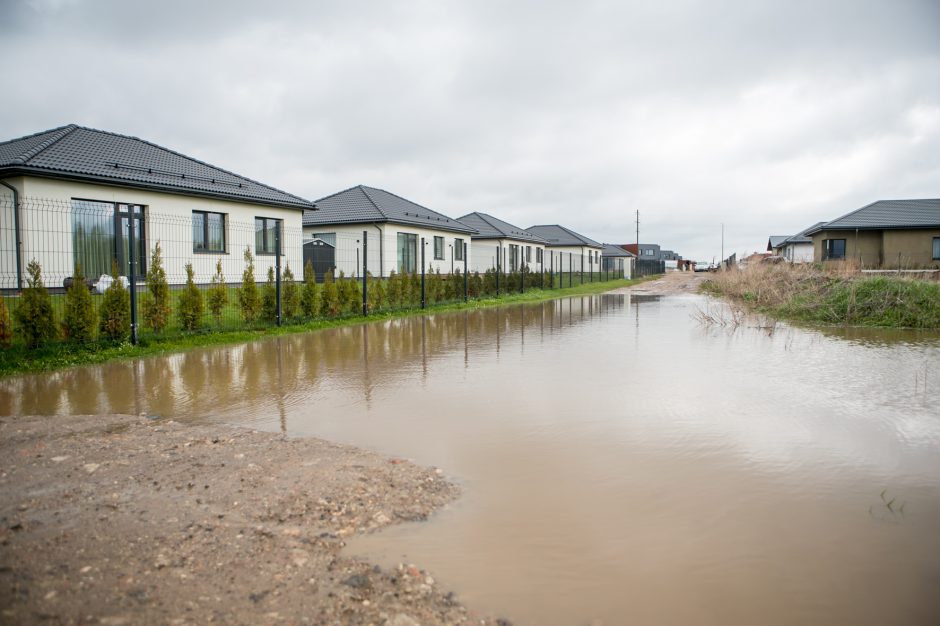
[
  {"x1": 767, "y1": 235, "x2": 789, "y2": 250},
  {"x1": 304, "y1": 185, "x2": 476, "y2": 234},
  {"x1": 456, "y1": 212, "x2": 547, "y2": 242},
  {"x1": 0, "y1": 124, "x2": 315, "y2": 210},
  {"x1": 806, "y1": 199, "x2": 940, "y2": 234},
  {"x1": 784, "y1": 222, "x2": 826, "y2": 244},
  {"x1": 601, "y1": 243, "x2": 635, "y2": 257},
  {"x1": 525, "y1": 224, "x2": 602, "y2": 248}
]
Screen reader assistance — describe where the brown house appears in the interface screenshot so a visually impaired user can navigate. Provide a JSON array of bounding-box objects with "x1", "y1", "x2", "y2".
[{"x1": 805, "y1": 199, "x2": 940, "y2": 268}]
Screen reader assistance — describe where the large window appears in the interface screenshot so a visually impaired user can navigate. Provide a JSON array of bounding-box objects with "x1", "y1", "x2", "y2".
[
  {"x1": 933, "y1": 237, "x2": 940, "y2": 260},
  {"x1": 255, "y1": 217, "x2": 282, "y2": 255},
  {"x1": 397, "y1": 232, "x2": 417, "y2": 273},
  {"x1": 536, "y1": 248, "x2": 543, "y2": 264},
  {"x1": 824, "y1": 238, "x2": 846, "y2": 260},
  {"x1": 454, "y1": 238, "x2": 464, "y2": 261},
  {"x1": 72, "y1": 199, "x2": 146, "y2": 278},
  {"x1": 508, "y1": 244, "x2": 520, "y2": 271},
  {"x1": 434, "y1": 236, "x2": 444, "y2": 260},
  {"x1": 193, "y1": 210, "x2": 226, "y2": 253},
  {"x1": 526, "y1": 245, "x2": 532, "y2": 263}
]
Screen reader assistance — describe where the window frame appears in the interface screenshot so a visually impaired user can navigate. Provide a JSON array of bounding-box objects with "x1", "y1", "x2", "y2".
[
  {"x1": 192, "y1": 210, "x2": 226, "y2": 253},
  {"x1": 824, "y1": 238, "x2": 846, "y2": 260},
  {"x1": 71, "y1": 198, "x2": 147, "y2": 279},
  {"x1": 397, "y1": 232, "x2": 418, "y2": 274},
  {"x1": 255, "y1": 216, "x2": 282, "y2": 255},
  {"x1": 933, "y1": 237, "x2": 940, "y2": 261},
  {"x1": 434, "y1": 235, "x2": 445, "y2": 260},
  {"x1": 454, "y1": 238, "x2": 464, "y2": 261}
]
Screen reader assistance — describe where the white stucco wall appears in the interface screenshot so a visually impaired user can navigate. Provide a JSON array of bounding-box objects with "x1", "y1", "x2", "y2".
[
  {"x1": 2, "y1": 176, "x2": 304, "y2": 288},
  {"x1": 468, "y1": 238, "x2": 547, "y2": 273},
  {"x1": 303, "y1": 222, "x2": 474, "y2": 277},
  {"x1": 782, "y1": 242, "x2": 814, "y2": 263},
  {"x1": 544, "y1": 245, "x2": 603, "y2": 273}
]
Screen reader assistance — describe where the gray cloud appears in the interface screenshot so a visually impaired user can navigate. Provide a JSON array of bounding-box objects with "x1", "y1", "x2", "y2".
[{"x1": 2, "y1": 0, "x2": 938, "y2": 260}]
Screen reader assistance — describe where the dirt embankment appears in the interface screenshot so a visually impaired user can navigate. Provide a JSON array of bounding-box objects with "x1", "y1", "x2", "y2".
[{"x1": 0, "y1": 415, "x2": 504, "y2": 626}]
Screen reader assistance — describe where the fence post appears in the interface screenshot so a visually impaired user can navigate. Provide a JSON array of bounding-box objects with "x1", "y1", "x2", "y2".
[
  {"x1": 128, "y1": 207, "x2": 138, "y2": 345},
  {"x1": 463, "y1": 242, "x2": 468, "y2": 302},
  {"x1": 362, "y1": 230, "x2": 368, "y2": 316},
  {"x1": 421, "y1": 237, "x2": 426, "y2": 309},
  {"x1": 275, "y1": 223, "x2": 282, "y2": 326},
  {"x1": 569, "y1": 252, "x2": 572, "y2": 288},
  {"x1": 550, "y1": 251, "x2": 554, "y2": 289}
]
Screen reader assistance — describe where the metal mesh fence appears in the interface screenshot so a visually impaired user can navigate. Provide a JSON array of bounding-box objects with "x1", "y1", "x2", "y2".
[{"x1": 0, "y1": 197, "x2": 638, "y2": 350}]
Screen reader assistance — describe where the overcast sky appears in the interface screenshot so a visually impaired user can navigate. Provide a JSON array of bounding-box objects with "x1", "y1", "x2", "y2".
[{"x1": 2, "y1": 0, "x2": 938, "y2": 260}]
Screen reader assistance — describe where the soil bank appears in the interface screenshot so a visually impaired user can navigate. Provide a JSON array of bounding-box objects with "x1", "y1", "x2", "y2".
[{"x1": 0, "y1": 414, "x2": 506, "y2": 626}]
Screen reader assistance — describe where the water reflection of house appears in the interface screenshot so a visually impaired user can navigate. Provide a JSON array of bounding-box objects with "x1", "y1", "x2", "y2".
[
  {"x1": 0, "y1": 124, "x2": 314, "y2": 290},
  {"x1": 301, "y1": 185, "x2": 476, "y2": 277},
  {"x1": 456, "y1": 211, "x2": 548, "y2": 273}
]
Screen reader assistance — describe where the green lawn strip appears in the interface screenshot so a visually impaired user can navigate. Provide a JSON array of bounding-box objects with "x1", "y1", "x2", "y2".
[{"x1": 0, "y1": 275, "x2": 656, "y2": 377}]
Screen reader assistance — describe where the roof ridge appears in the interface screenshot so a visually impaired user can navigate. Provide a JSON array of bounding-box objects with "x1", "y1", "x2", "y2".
[
  {"x1": 363, "y1": 185, "x2": 451, "y2": 221},
  {"x1": 11, "y1": 124, "x2": 78, "y2": 164},
  {"x1": 358, "y1": 185, "x2": 389, "y2": 220}
]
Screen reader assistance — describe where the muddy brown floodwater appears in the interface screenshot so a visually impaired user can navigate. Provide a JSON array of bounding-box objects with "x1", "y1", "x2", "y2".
[{"x1": 3, "y1": 283, "x2": 940, "y2": 625}]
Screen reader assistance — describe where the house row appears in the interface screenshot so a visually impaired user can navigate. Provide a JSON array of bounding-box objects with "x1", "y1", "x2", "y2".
[
  {"x1": 0, "y1": 124, "x2": 628, "y2": 290},
  {"x1": 768, "y1": 199, "x2": 940, "y2": 268}
]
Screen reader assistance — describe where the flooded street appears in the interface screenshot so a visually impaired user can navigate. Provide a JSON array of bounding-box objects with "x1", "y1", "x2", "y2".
[{"x1": 3, "y1": 290, "x2": 940, "y2": 625}]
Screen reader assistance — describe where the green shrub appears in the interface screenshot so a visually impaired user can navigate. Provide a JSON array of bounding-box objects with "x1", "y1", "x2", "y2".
[
  {"x1": 367, "y1": 273, "x2": 387, "y2": 312},
  {"x1": 176, "y1": 263, "x2": 204, "y2": 331},
  {"x1": 0, "y1": 296, "x2": 13, "y2": 348},
  {"x1": 141, "y1": 241, "x2": 171, "y2": 333},
  {"x1": 408, "y1": 272, "x2": 421, "y2": 306},
  {"x1": 237, "y1": 247, "x2": 261, "y2": 323},
  {"x1": 300, "y1": 260, "x2": 320, "y2": 317},
  {"x1": 14, "y1": 259, "x2": 58, "y2": 348},
  {"x1": 281, "y1": 264, "x2": 299, "y2": 320},
  {"x1": 321, "y1": 271, "x2": 340, "y2": 316},
  {"x1": 262, "y1": 266, "x2": 277, "y2": 322},
  {"x1": 207, "y1": 259, "x2": 228, "y2": 326},
  {"x1": 482, "y1": 268, "x2": 497, "y2": 296},
  {"x1": 386, "y1": 271, "x2": 403, "y2": 308},
  {"x1": 62, "y1": 262, "x2": 96, "y2": 343},
  {"x1": 339, "y1": 273, "x2": 362, "y2": 314},
  {"x1": 99, "y1": 261, "x2": 131, "y2": 342}
]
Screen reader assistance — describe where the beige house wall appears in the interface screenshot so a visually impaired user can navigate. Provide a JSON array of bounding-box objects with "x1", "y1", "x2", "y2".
[
  {"x1": 812, "y1": 228, "x2": 940, "y2": 268},
  {"x1": 2, "y1": 175, "x2": 304, "y2": 288}
]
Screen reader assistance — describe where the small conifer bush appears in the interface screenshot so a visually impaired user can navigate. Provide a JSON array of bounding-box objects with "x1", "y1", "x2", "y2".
[
  {"x1": 0, "y1": 296, "x2": 14, "y2": 348},
  {"x1": 321, "y1": 271, "x2": 340, "y2": 317},
  {"x1": 62, "y1": 262, "x2": 96, "y2": 343},
  {"x1": 176, "y1": 263, "x2": 204, "y2": 331},
  {"x1": 207, "y1": 259, "x2": 228, "y2": 326},
  {"x1": 300, "y1": 260, "x2": 320, "y2": 318},
  {"x1": 14, "y1": 259, "x2": 58, "y2": 348},
  {"x1": 141, "y1": 241, "x2": 171, "y2": 333},
  {"x1": 237, "y1": 247, "x2": 261, "y2": 322},
  {"x1": 262, "y1": 266, "x2": 277, "y2": 322},
  {"x1": 99, "y1": 260, "x2": 131, "y2": 342},
  {"x1": 281, "y1": 264, "x2": 299, "y2": 320}
]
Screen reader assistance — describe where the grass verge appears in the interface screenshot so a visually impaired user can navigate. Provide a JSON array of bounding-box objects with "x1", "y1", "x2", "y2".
[
  {"x1": 0, "y1": 276, "x2": 655, "y2": 378},
  {"x1": 701, "y1": 264, "x2": 940, "y2": 329}
]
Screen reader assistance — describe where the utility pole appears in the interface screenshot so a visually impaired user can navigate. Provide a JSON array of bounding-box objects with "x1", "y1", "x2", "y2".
[
  {"x1": 721, "y1": 222, "x2": 724, "y2": 270},
  {"x1": 635, "y1": 210, "x2": 639, "y2": 258}
]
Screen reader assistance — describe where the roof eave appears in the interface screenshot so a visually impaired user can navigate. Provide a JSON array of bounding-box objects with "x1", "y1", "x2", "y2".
[{"x1": 0, "y1": 166, "x2": 315, "y2": 211}]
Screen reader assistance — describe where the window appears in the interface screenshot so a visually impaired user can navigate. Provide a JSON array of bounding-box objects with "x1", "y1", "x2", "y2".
[
  {"x1": 255, "y1": 217, "x2": 282, "y2": 255},
  {"x1": 72, "y1": 199, "x2": 146, "y2": 278},
  {"x1": 526, "y1": 245, "x2": 532, "y2": 262},
  {"x1": 824, "y1": 238, "x2": 846, "y2": 260},
  {"x1": 933, "y1": 237, "x2": 940, "y2": 260},
  {"x1": 508, "y1": 244, "x2": 520, "y2": 271},
  {"x1": 397, "y1": 232, "x2": 417, "y2": 273},
  {"x1": 644, "y1": 249, "x2": 655, "y2": 256},
  {"x1": 454, "y1": 238, "x2": 464, "y2": 261},
  {"x1": 434, "y1": 236, "x2": 444, "y2": 260},
  {"x1": 312, "y1": 232, "x2": 336, "y2": 246},
  {"x1": 193, "y1": 210, "x2": 226, "y2": 253},
  {"x1": 536, "y1": 248, "x2": 543, "y2": 263}
]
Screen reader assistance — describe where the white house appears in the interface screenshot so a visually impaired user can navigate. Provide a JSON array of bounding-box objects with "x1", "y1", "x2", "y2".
[
  {"x1": 525, "y1": 224, "x2": 604, "y2": 275},
  {"x1": 600, "y1": 243, "x2": 634, "y2": 278},
  {"x1": 779, "y1": 222, "x2": 824, "y2": 263},
  {"x1": 0, "y1": 124, "x2": 313, "y2": 290},
  {"x1": 456, "y1": 211, "x2": 547, "y2": 274},
  {"x1": 302, "y1": 185, "x2": 477, "y2": 277}
]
